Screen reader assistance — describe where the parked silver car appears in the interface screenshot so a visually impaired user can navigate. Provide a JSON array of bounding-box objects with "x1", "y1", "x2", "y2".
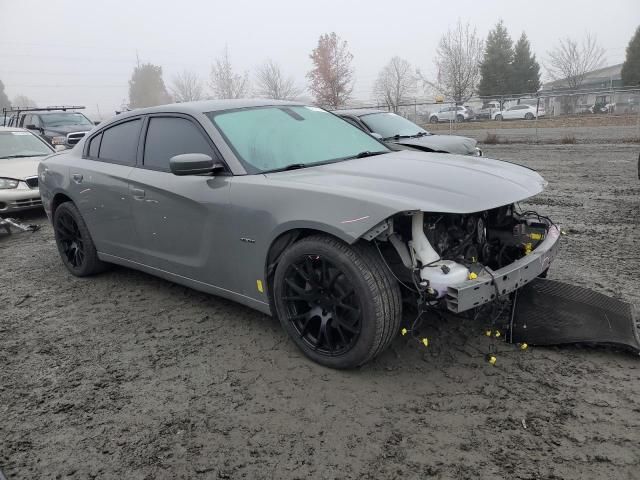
[
  {"x1": 429, "y1": 105, "x2": 475, "y2": 123},
  {"x1": 0, "y1": 126, "x2": 54, "y2": 213},
  {"x1": 39, "y1": 99, "x2": 559, "y2": 368}
]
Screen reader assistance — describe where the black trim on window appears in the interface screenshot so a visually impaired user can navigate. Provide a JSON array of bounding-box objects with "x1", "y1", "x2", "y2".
[
  {"x1": 138, "y1": 113, "x2": 229, "y2": 174},
  {"x1": 82, "y1": 115, "x2": 143, "y2": 166}
]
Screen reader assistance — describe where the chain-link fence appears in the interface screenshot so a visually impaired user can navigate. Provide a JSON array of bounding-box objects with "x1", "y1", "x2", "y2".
[{"x1": 341, "y1": 86, "x2": 640, "y2": 144}]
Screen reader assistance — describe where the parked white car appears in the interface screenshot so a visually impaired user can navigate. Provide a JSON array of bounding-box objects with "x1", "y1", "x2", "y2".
[
  {"x1": 493, "y1": 104, "x2": 545, "y2": 121},
  {"x1": 0, "y1": 126, "x2": 54, "y2": 213},
  {"x1": 429, "y1": 105, "x2": 476, "y2": 123}
]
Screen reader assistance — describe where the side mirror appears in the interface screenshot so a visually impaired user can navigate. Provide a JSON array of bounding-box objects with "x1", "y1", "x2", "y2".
[
  {"x1": 54, "y1": 145, "x2": 67, "y2": 152},
  {"x1": 25, "y1": 124, "x2": 38, "y2": 130},
  {"x1": 370, "y1": 132, "x2": 383, "y2": 140},
  {"x1": 169, "y1": 153, "x2": 222, "y2": 176}
]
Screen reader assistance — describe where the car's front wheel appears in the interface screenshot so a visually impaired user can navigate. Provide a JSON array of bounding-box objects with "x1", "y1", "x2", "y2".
[
  {"x1": 273, "y1": 235, "x2": 402, "y2": 369},
  {"x1": 456, "y1": 114, "x2": 465, "y2": 122},
  {"x1": 53, "y1": 202, "x2": 107, "y2": 277},
  {"x1": 429, "y1": 116, "x2": 438, "y2": 124},
  {"x1": 525, "y1": 112, "x2": 534, "y2": 120},
  {"x1": 495, "y1": 114, "x2": 503, "y2": 121}
]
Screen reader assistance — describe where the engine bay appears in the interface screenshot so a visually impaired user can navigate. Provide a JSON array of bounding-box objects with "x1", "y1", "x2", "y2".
[{"x1": 383, "y1": 204, "x2": 555, "y2": 301}]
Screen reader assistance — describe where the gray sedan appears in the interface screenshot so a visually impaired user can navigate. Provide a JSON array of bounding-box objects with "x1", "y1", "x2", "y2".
[
  {"x1": 334, "y1": 109, "x2": 482, "y2": 156},
  {"x1": 39, "y1": 99, "x2": 559, "y2": 368}
]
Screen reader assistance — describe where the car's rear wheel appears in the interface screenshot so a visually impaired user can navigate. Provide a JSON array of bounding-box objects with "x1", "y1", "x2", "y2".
[
  {"x1": 495, "y1": 114, "x2": 503, "y2": 121},
  {"x1": 273, "y1": 235, "x2": 402, "y2": 369},
  {"x1": 53, "y1": 202, "x2": 107, "y2": 277},
  {"x1": 429, "y1": 116, "x2": 438, "y2": 124},
  {"x1": 525, "y1": 112, "x2": 534, "y2": 120}
]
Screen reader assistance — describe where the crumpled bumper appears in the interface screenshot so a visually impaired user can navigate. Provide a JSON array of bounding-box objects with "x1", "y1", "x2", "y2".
[{"x1": 445, "y1": 225, "x2": 561, "y2": 313}]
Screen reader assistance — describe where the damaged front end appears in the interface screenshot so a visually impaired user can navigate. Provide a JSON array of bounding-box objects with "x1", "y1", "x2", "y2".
[
  {"x1": 377, "y1": 204, "x2": 560, "y2": 313},
  {"x1": 373, "y1": 205, "x2": 639, "y2": 354}
]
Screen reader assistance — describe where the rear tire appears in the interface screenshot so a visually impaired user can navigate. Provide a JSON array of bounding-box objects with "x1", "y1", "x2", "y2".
[
  {"x1": 495, "y1": 114, "x2": 503, "y2": 121},
  {"x1": 525, "y1": 112, "x2": 534, "y2": 120},
  {"x1": 273, "y1": 235, "x2": 402, "y2": 369},
  {"x1": 53, "y1": 202, "x2": 107, "y2": 277}
]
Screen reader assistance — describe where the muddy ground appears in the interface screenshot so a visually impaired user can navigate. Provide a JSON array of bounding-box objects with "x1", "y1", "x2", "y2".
[{"x1": 1, "y1": 144, "x2": 639, "y2": 479}]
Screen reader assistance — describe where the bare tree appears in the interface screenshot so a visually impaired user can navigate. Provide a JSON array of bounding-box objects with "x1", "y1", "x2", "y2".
[
  {"x1": 12, "y1": 95, "x2": 37, "y2": 108},
  {"x1": 307, "y1": 32, "x2": 354, "y2": 108},
  {"x1": 420, "y1": 20, "x2": 483, "y2": 104},
  {"x1": 209, "y1": 46, "x2": 250, "y2": 99},
  {"x1": 545, "y1": 33, "x2": 605, "y2": 89},
  {"x1": 170, "y1": 70, "x2": 205, "y2": 102},
  {"x1": 373, "y1": 56, "x2": 416, "y2": 112},
  {"x1": 255, "y1": 60, "x2": 302, "y2": 100}
]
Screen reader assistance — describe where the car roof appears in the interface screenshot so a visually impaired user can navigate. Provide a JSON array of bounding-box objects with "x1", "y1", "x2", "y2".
[
  {"x1": 332, "y1": 108, "x2": 386, "y2": 117},
  {"x1": 113, "y1": 99, "x2": 304, "y2": 122}
]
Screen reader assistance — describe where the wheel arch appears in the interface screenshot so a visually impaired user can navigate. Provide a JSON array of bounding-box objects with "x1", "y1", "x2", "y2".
[{"x1": 50, "y1": 192, "x2": 74, "y2": 217}]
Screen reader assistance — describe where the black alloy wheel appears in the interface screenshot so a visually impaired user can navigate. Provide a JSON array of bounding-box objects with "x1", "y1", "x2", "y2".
[
  {"x1": 281, "y1": 254, "x2": 362, "y2": 356},
  {"x1": 53, "y1": 202, "x2": 107, "y2": 276},
  {"x1": 273, "y1": 234, "x2": 402, "y2": 369},
  {"x1": 55, "y1": 210, "x2": 85, "y2": 268}
]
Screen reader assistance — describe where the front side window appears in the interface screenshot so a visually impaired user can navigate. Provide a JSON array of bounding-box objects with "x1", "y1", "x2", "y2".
[
  {"x1": 0, "y1": 131, "x2": 53, "y2": 159},
  {"x1": 360, "y1": 112, "x2": 428, "y2": 139},
  {"x1": 143, "y1": 117, "x2": 214, "y2": 171},
  {"x1": 98, "y1": 119, "x2": 141, "y2": 165},
  {"x1": 208, "y1": 106, "x2": 389, "y2": 173}
]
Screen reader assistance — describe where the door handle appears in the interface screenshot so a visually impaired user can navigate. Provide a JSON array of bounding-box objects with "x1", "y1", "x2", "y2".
[
  {"x1": 131, "y1": 188, "x2": 146, "y2": 200},
  {"x1": 72, "y1": 173, "x2": 83, "y2": 184}
]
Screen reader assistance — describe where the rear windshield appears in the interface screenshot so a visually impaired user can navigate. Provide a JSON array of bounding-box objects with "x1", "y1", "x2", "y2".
[{"x1": 207, "y1": 106, "x2": 388, "y2": 173}]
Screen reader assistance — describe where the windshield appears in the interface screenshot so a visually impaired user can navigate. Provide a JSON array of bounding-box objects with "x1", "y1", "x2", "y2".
[
  {"x1": 359, "y1": 112, "x2": 428, "y2": 139},
  {"x1": 208, "y1": 106, "x2": 389, "y2": 173},
  {"x1": 41, "y1": 112, "x2": 93, "y2": 128},
  {"x1": 0, "y1": 131, "x2": 53, "y2": 159}
]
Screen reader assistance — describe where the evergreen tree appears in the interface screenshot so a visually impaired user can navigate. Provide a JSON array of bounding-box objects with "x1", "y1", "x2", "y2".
[
  {"x1": 621, "y1": 26, "x2": 640, "y2": 86},
  {"x1": 478, "y1": 20, "x2": 513, "y2": 97},
  {"x1": 0, "y1": 80, "x2": 11, "y2": 111},
  {"x1": 511, "y1": 33, "x2": 541, "y2": 94},
  {"x1": 128, "y1": 63, "x2": 171, "y2": 108}
]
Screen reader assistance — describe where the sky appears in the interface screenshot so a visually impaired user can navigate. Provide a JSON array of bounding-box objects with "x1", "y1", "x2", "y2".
[{"x1": 1, "y1": 0, "x2": 638, "y2": 119}]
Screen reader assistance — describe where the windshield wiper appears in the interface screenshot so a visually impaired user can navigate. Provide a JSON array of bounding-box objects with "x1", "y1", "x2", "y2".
[
  {"x1": 413, "y1": 132, "x2": 430, "y2": 137},
  {"x1": 382, "y1": 134, "x2": 413, "y2": 141},
  {"x1": 0, "y1": 154, "x2": 48, "y2": 159},
  {"x1": 346, "y1": 150, "x2": 388, "y2": 160},
  {"x1": 262, "y1": 163, "x2": 309, "y2": 173}
]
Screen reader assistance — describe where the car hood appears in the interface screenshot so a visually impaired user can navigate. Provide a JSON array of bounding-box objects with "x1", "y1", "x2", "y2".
[
  {"x1": 393, "y1": 134, "x2": 478, "y2": 155},
  {"x1": 0, "y1": 156, "x2": 46, "y2": 180},
  {"x1": 264, "y1": 150, "x2": 546, "y2": 214},
  {"x1": 44, "y1": 124, "x2": 93, "y2": 135}
]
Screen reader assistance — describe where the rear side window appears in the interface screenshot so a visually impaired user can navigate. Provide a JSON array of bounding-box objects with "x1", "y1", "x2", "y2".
[
  {"x1": 88, "y1": 133, "x2": 102, "y2": 158},
  {"x1": 143, "y1": 116, "x2": 213, "y2": 171},
  {"x1": 98, "y1": 119, "x2": 141, "y2": 165}
]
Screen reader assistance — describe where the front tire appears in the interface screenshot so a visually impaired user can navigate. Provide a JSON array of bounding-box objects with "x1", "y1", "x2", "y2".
[
  {"x1": 525, "y1": 112, "x2": 534, "y2": 120},
  {"x1": 429, "y1": 116, "x2": 438, "y2": 124},
  {"x1": 456, "y1": 114, "x2": 465, "y2": 122},
  {"x1": 273, "y1": 235, "x2": 402, "y2": 369},
  {"x1": 495, "y1": 114, "x2": 503, "y2": 121},
  {"x1": 53, "y1": 202, "x2": 107, "y2": 276}
]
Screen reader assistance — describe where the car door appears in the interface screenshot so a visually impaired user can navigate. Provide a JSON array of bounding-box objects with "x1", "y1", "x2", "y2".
[
  {"x1": 504, "y1": 106, "x2": 519, "y2": 120},
  {"x1": 127, "y1": 114, "x2": 232, "y2": 283},
  {"x1": 69, "y1": 118, "x2": 141, "y2": 258}
]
